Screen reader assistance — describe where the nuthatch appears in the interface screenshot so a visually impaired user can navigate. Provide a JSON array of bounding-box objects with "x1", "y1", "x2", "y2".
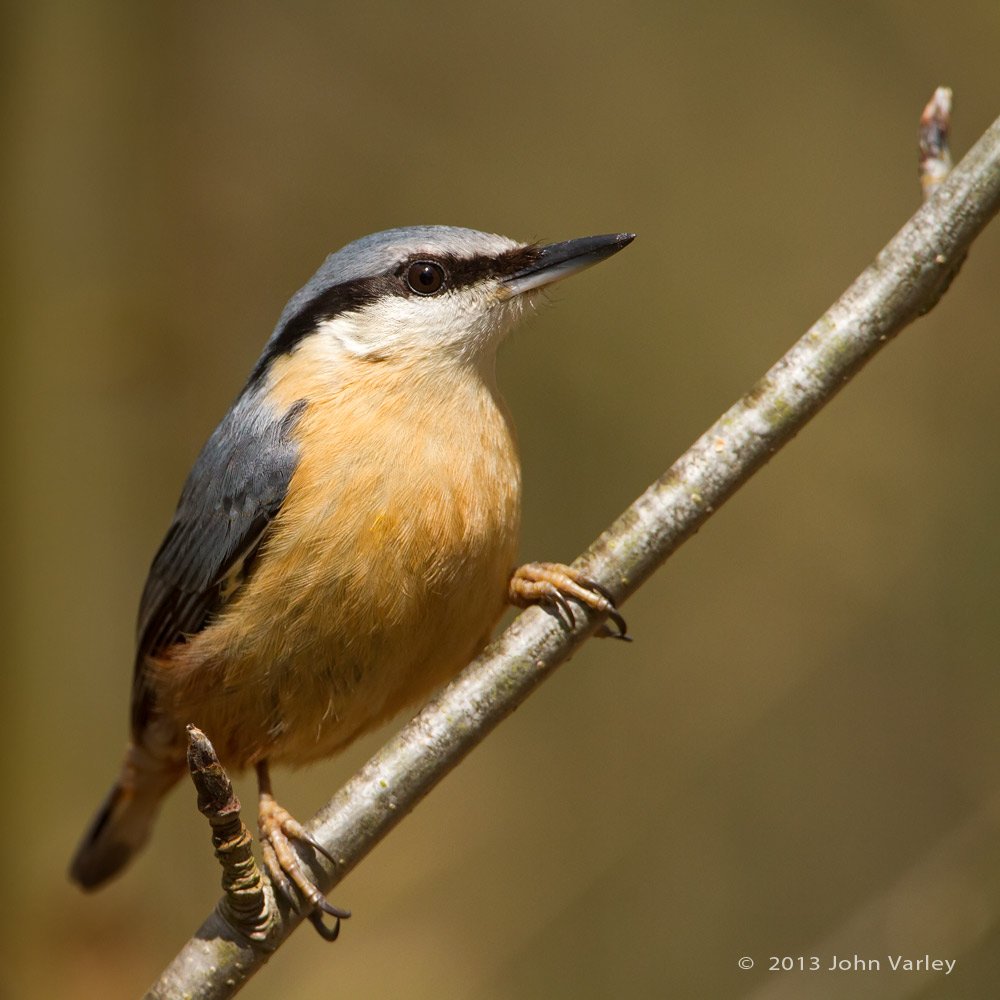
[{"x1": 70, "y1": 226, "x2": 634, "y2": 929}]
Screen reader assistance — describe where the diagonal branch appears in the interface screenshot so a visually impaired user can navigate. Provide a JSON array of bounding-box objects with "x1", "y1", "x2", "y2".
[{"x1": 143, "y1": 100, "x2": 1000, "y2": 999}]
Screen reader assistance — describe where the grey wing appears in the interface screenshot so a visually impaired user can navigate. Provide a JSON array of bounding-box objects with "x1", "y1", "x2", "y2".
[{"x1": 131, "y1": 392, "x2": 307, "y2": 733}]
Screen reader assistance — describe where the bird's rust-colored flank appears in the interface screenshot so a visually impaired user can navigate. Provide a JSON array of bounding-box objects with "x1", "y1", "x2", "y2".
[{"x1": 158, "y1": 343, "x2": 521, "y2": 770}]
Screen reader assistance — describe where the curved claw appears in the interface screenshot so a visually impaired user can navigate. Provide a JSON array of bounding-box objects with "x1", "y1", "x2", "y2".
[
  {"x1": 542, "y1": 582, "x2": 576, "y2": 625},
  {"x1": 317, "y1": 897, "x2": 352, "y2": 920},
  {"x1": 306, "y1": 894, "x2": 350, "y2": 942},
  {"x1": 300, "y1": 831, "x2": 338, "y2": 867},
  {"x1": 596, "y1": 612, "x2": 631, "y2": 640},
  {"x1": 604, "y1": 607, "x2": 630, "y2": 639},
  {"x1": 308, "y1": 909, "x2": 343, "y2": 942},
  {"x1": 256, "y1": 763, "x2": 351, "y2": 941}
]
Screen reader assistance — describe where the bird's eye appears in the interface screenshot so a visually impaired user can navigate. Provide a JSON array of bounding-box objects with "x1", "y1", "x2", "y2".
[{"x1": 406, "y1": 261, "x2": 446, "y2": 295}]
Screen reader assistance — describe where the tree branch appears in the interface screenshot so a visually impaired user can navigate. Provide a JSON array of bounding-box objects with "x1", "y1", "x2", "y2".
[{"x1": 144, "y1": 100, "x2": 1000, "y2": 999}]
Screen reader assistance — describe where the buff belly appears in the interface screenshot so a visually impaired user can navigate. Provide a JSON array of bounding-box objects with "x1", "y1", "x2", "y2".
[{"x1": 155, "y1": 354, "x2": 521, "y2": 770}]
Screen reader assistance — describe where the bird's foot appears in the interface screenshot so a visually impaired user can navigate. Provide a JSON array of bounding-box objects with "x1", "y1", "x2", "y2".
[
  {"x1": 508, "y1": 561, "x2": 629, "y2": 639},
  {"x1": 258, "y1": 792, "x2": 350, "y2": 941}
]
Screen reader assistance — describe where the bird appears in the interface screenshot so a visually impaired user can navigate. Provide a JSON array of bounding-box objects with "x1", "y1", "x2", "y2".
[{"x1": 70, "y1": 225, "x2": 634, "y2": 933}]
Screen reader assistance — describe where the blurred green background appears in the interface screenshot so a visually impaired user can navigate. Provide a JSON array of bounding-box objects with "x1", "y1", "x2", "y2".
[{"x1": 5, "y1": 2, "x2": 1000, "y2": 997}]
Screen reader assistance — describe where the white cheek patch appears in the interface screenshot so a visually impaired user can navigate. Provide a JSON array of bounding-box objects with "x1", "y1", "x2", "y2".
[
  {"x1": 315, "y1": 285, "x2": 531, "y2": 363},
  {"x1": 313, "y1": 312, "x2": 389, "y2": 359}
]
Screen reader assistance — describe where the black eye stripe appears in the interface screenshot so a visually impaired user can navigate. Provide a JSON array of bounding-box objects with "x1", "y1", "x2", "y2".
[{"x1": 398, "y1": 245, "x2": 542, "y2": 293}]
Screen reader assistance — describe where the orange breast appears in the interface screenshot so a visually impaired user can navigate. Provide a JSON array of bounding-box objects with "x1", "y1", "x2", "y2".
[{"x1": 159, "y1": 349, "x2": 521, "y2": 769}]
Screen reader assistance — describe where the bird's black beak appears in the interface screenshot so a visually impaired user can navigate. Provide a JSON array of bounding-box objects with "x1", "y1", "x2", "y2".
[{"x1": 504, "y1": 232, "x2": 636, "y2": 296}]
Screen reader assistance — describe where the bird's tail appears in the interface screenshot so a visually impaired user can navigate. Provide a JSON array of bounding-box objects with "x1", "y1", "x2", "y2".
[{"x1": 69, "y1": 743, "x2": 184, "y2": 890}]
